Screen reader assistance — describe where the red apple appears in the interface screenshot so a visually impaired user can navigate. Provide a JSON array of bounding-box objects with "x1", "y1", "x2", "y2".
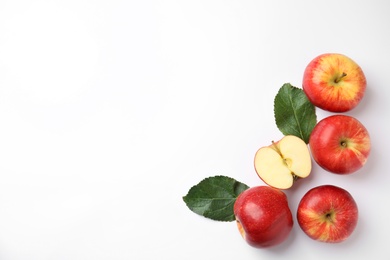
[
  {"x1": 309, "y1": 115, "x2": 370, "y2": 174},
  {"x1": 233, "y1": 186, "x2": 293, "y2": 248},
  {"x1": 303, "y1": 53, "x2": 366, "y2": 112},
  {"x1": 297, "y1": 185, "x2": 358, "y2": 243}
]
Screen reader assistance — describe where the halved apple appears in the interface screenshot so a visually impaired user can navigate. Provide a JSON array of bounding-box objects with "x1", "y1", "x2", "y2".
[{"x1": 254, "y1": 135, "x2": 312, "y2": 189}]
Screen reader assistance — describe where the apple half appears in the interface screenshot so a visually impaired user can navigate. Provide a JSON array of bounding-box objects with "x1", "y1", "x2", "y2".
[{"x1": 254, "y1": 135, "x2": 311, "y2": 189}]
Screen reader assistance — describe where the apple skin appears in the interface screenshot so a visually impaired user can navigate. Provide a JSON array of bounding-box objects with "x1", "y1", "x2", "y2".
[
  {"x1": 297, "y1": 185, "x2": 358, "y2": 243},
  {"x1": 233, "y1": 186, "x2": 293, "y2": 248},
  {"x1": 309, "y1": 115, "x2": 370, "y2": 174},
  {"x1": 303, "y1": 53, "x2": 366, "y2": 112}
]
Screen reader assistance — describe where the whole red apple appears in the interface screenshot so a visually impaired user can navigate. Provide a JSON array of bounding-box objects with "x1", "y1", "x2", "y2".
[
  {"x1": 233, "y1": 186, "x2": 293, "y2": 248},
  {"x1": 297, "y1": 185, "x2": 358, "y2": 243},
  {"x1": 309, "y1": 115, "x2": 371, "y2": 174},
  {"x1": 303, "y1": 53, "x2": 366, "y2": 112}
]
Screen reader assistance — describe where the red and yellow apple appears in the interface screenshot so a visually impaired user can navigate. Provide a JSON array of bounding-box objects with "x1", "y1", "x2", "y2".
[
  {"x1": 254, "y1": 135, "x2": 312, "y2": 189},
  {"x1": 309, "y1": 115, "x2": 370, "y2": 174},
  {"x1": 303, "y1": 53, "x2": 366, "y2": 112},
  {"x1": 234, "y1": 186, "x2": 293, "y2": 248},
  {"x1": 297, "y1": 185, "x2": 358, "y2": 243}
]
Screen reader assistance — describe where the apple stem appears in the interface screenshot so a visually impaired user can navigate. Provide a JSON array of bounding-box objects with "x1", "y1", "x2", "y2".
[
  {"x1": 334, "y1": 72, "x2": 347, "y2": 83},
  {"x1": 340, "y1": 139, "x2": 348, "y2": 148}
]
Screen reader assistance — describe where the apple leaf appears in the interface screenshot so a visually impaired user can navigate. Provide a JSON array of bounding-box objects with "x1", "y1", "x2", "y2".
[
  {"x1": 183, "y1": 175, "x2": 249, "y2": 222},
  {"x1": 274, "y1": 83, "x2": 317, "y2": 143}
]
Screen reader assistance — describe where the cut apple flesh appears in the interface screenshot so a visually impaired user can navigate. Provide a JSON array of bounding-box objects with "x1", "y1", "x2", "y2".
[
  {"x1": 254, "y1": 147, "x2": 293, "y2": 189},
  {"x1": 254, "y1": 135, "x2": 312, "y2": 189},
  {"x1": 277, "y1": 135, "x2": 311, "y2": 178}
]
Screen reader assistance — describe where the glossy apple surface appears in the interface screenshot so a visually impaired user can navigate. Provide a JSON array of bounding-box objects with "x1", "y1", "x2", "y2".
[
  {"x1": 254, "y1": 135, "x2": 312, "y2": 189},
  {"x1": 309, "y1": 115, "x2": 370, "y2": 174},
  {"x1": 233, "y1": 186, "x2": 293, "y2": 248},
  {"x1": 303, "y1": 53, "x2": 366, "y2": 112},
  {"x1": 297, "y1": 185, "x2": 358, "y2": 243}
]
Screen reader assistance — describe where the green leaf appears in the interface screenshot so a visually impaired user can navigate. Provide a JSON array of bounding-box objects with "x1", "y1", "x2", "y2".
[
  {"x1": 274, "y1": 83, "x2": 317, "y2": 143},
  {"x1": 183, "y1": 175, "x2": 249, "y2": 222}
]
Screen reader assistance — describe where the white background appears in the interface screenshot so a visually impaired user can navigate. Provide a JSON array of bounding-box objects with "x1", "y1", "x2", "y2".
[{"x1": 0, "y1": 0, "x2": 389, "y2": 259}]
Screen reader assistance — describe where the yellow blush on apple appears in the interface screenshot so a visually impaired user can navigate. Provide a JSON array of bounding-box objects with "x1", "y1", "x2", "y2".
[{"x1": 303, "y1": 53, "x2": 366, "y2": 112}]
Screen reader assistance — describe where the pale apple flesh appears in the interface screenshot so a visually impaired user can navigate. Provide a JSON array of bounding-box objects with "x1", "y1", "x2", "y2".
[
  {"x1": 297, "y1": 185, "x2": 358, "y2": 243},
  {"x1": 254, "y1": 135, "x2": 312, "y2": 189},
  {"x1": 254, "y1": 147, "x2": 293, "y2": 189}
]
